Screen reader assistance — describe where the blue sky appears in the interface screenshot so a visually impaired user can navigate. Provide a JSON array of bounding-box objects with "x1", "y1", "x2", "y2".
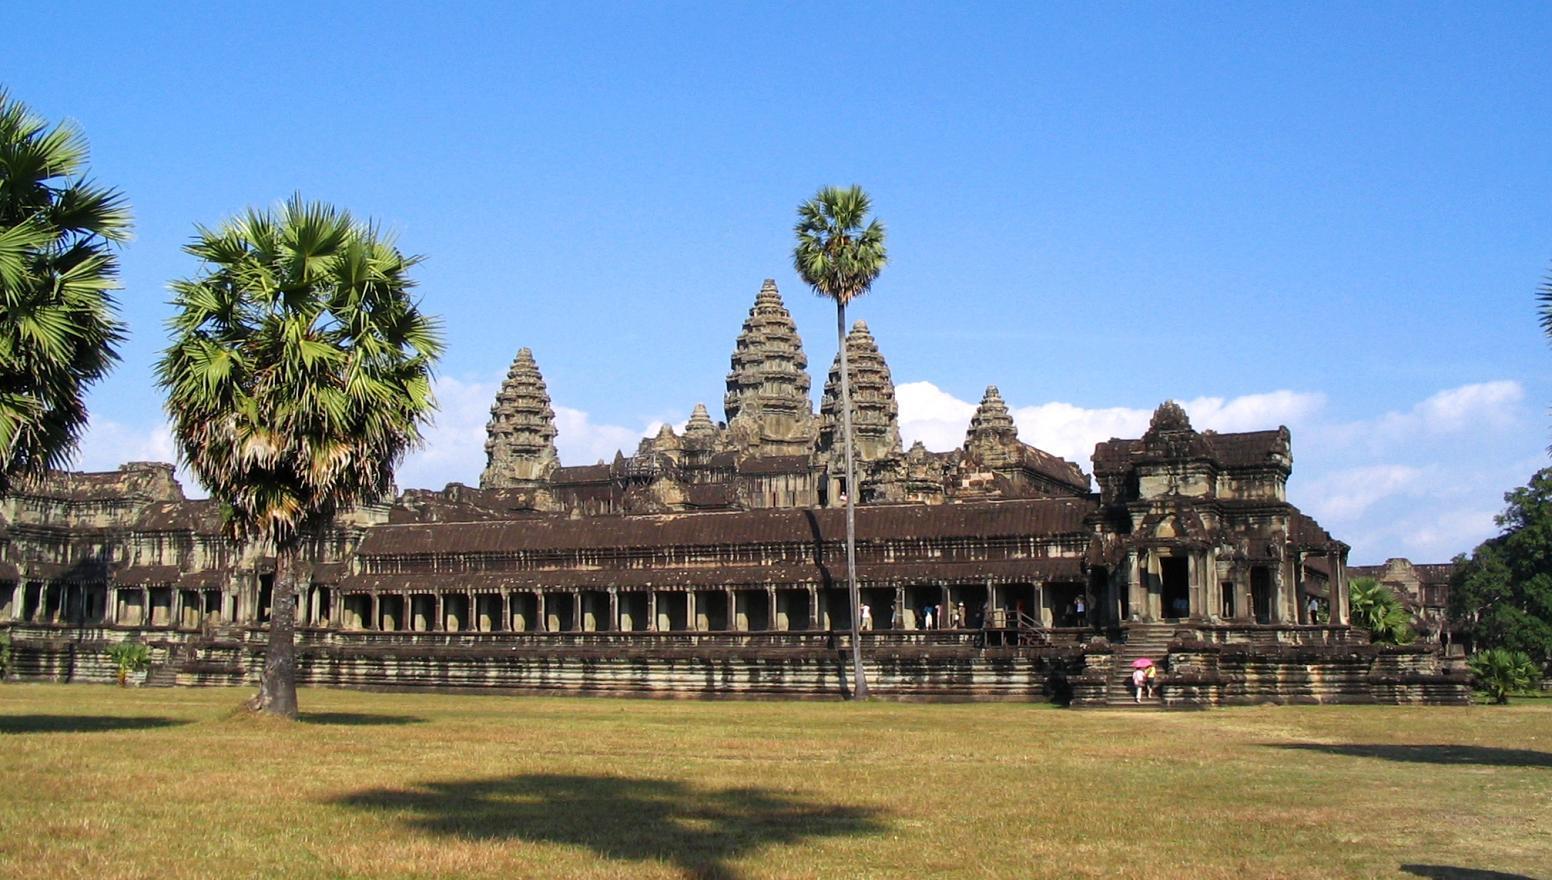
[{"x1": 7, "y1": 2, "x2": 1550, "y2": 563}]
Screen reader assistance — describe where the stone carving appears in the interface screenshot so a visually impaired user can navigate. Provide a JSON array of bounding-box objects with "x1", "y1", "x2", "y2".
[
  {"x1": 724, "y1": 280, "x2": 816, "y2": 456},
  {"x1": 480, "y1": 347, "x2": 559, "y2": 488}
]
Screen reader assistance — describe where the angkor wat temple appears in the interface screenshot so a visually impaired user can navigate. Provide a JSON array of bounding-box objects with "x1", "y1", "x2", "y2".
[{"x1": 0, "y1": 280, "x2": 1467, "y2": 705}]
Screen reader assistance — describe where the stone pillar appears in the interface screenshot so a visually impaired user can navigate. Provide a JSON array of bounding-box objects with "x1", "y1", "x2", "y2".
[
  {"x1": 687, "y1": 591, "x2": 699, "y2": 632},
  {"x1": 140, "y1": 588, "x2": 150, "y2": 627},
  {"x1": 607, "y1": 589, "x2": 619, "y2": 632},
  {"x1": 808, "y1": 586, "x2": 820, "y2": 629},
  {"x1": 647, "y1": 590, "x2": 659, "y2": 632},
  {"x1": 571, "y1": 591, "x2": 582, "y2": 632},
  {"x1": 1332, "y1": 546, "x2": 1350, "y2": 626},
  {"x1": 766, "y1": 587, "x2": 778, "y2": 632},
  {"x1": 1187, "y1": 553, "x2": 1203, "y2": 621},
  {"x1": 726, "y1": 587, "x2": 737, "y2": 631},
  {"x1": 1129, "y1": 555, "x2": 1142, "y2": 623}
]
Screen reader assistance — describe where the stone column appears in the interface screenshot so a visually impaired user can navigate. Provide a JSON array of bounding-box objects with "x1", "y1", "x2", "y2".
[
  {"x1": 648, "y1": 590, "x2": 659, "y2": 632},
  {"x1": 1187, "y1": 553, "x2": 1203, "y2": 621},
  {"x1": 608, "y1": 589, "x2": 619, "y2": 632},
  {"x1": 1127, "y1": 552, "x2": 1146, "y2": 622},
  {"x1": 726, "y1": 587, "x2": 737, "y2": 631},
  {"x1": 808, "y1": 586, "x2": 820, "y2": 629},
  {"x1": 571, "y1": 591, "x2": 582, "y2": 632},
  {"x1": 766, "y1": 587, "x2": 778, "y2": 632},
  {"x1": 140, "y1": 588, "x2": 150, "y2": 627},
  {"x1": 687, "y1": 591, "x2": 699, "y2": 632}
]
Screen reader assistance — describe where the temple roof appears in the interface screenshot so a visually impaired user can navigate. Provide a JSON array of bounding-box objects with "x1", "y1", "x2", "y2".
[{"x1": 356, "y1": 496, "x2": 1095, "y2": 557}]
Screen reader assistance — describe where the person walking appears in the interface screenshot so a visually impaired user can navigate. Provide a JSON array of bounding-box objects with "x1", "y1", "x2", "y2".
[
  {"x1": 1074, "y1": 595, "x2": 1087, "y2": 627},
  {"x1": 1131, "y1": 665, "x2": 1147, "y2": 704},
  {"x1": 1144, "y1": 663, "x2": 1158, "y2": 700},
  {"x1": 860, "y1": 603, "x2": 872, "y2": 632}
]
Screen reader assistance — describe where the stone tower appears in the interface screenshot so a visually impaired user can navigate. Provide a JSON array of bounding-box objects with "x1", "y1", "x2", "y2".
[
  {"x1": 818, "y1": 320, "x2": 903, "y2": 463},
  {"x1": 963, "y1": 385, "x2": 1021, "y2": 468},
  {"x1": 480, "y1": 347, "x2": 559, "y2": 489},
  {"x1": 724, "y1": 279, "x2": 816, "y2": 456}
]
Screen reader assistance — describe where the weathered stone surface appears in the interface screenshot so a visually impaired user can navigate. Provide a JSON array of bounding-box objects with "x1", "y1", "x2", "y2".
[
  {"x1": 724, "y1": 280, "x2": 816, "y2": 456},
  {"x1": 818, "y1": 320, "x2": 903, "y2": 465},
  {"x1": 481, "y1": 348, "x2": 559, "y2": 489}
]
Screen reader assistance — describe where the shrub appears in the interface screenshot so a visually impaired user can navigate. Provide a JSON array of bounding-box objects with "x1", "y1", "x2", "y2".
[
  {"x1": 1468, "y1": 648, "x2": 1540, "y2": 704},
  {"x1": 105, "y1": 641, "x2": 151, "y2": 687}
]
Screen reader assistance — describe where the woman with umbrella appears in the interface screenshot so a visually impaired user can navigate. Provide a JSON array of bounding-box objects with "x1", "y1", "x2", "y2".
[{"x1": 1130, "y1": 658, "x2": 1152, "y2": 703}]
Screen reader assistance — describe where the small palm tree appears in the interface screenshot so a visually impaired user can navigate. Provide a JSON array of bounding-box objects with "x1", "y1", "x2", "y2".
[
  {"x1": 1469, "y1": 648, "x2": 1539, "y2": 704},
  {"x1": 157, "y1": 196, "x2": 442, "y2": 718},
  {"x1": 0, "y1": 90, "x2": 129, "y2": 495},
  {"x1": 793, "y1": 185, "x2": 887, "y2": 700},
  {"x1": 1349, "y1": 577, "x2": 1415, "y2": 645},
  {"x1": 105, "y1": 640, "x2": 150, "y2": 687}
]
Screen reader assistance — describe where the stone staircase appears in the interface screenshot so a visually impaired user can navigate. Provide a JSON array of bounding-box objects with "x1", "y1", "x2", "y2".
[{"x1": 1105, "y1": 623, "x2": 1176, "y2": 706}]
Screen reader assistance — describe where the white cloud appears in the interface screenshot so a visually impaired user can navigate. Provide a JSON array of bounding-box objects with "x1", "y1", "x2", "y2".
[
  {"x1": 896, "y1": 381, "x2": 977, "y2": 452},
  {"x1": 394, "y1": 374, "x2": 497, "y2": 490},
  {"x1": 74, "y1": 418, "x2": 179, "y2": 470},
  {"x1": 1319, "y1": 380, "x2": 1525, "y2": 450},
  {"x1": 1301, "y1": 464, "x2": 1428, "y2": 520},
  {"x1": 554, "y1": 406, "x2": 663, "y2": 467}
]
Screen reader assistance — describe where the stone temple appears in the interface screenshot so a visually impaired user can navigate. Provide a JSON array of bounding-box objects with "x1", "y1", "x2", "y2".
[{"x1": 0, "y1": 280, "x2": 1466, "y2": 705}]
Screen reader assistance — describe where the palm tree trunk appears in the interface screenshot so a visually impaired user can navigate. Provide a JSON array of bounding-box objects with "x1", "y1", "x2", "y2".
[
  {"x1": 252, "y1": 541, "x2": 299, "y2": 718},
  {"x1": 837, "y1": 302, "x2": 869, "y2": 699}
]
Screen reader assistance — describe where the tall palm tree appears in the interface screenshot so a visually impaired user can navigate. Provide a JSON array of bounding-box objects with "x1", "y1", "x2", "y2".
[
  {"x1": 0, "y1": 90, "x2": 129, "y2": 495},
  {"x1": 157, "y1": 196, "x2": 442, "y2": 718},
  {"x1": 793, "y1": 185, "x2": 886, "y2": 700}
]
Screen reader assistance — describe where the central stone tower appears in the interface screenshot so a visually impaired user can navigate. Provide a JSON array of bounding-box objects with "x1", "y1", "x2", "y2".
[{"x1": 723, "y1": 279, "x2": 817, "y2": 456}]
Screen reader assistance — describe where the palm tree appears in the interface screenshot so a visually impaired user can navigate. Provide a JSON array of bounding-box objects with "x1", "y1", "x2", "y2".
[
  {"x1": 1348, "y1": 576, "x2": 1415, "y2": 646},
  {"x1": 1468, "y1": 648, "x2": 1539, "y2": 705},
  {"x1": 793, "y1": 185, "x2": 887, "y2": 700},
  {"x1": 157, "y1": 196, "x2": 442, "y2": 718},
  {"x1": 0, "y1": 90, "x2": 129, "y2": 495}
]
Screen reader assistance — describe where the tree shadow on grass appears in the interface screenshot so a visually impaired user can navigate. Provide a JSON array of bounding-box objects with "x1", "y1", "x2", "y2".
[
  {"x1": 0, "y1": 715, "x2": 188, "y2": 734},
  {"x1": 1272, "y1": 743, "x2": 1552, "y2": 768},
  {"x1": 329, "y1": 773, "x2": 887, "y2": 880},
  {"x1": 1401, "y1": 865, "x2": 1538, "y2": 880},
  {"x1": 299, "y1": 712, "x2": 425, "y2": 726}
]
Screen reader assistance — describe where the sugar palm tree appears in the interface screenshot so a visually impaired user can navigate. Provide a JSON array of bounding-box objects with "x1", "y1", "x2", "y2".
[
  {"x1": 0, "y1": 90, "x2": 129, "y2": 495},
  {"x1": 158, "y1": 196, "x2": 442, "y2": 717},
  {"x1": 793, "y1": 185, "x2": 887, "y2": 700}
]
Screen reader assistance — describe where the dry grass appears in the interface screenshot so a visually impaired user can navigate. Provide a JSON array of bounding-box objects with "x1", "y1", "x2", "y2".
[{"x1": 0, "y1": 684, "x2": 1548, "y2": 879}]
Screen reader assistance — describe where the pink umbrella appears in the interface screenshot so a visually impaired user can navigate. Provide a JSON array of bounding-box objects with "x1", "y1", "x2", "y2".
[{"x1": 1131, "y1": 657, "x2": 1155, "y2": 669}]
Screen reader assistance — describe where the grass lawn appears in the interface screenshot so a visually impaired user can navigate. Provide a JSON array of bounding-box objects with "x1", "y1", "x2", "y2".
[{"x1": 0, "y1": 685, "x2": 1548, "y2": 879}]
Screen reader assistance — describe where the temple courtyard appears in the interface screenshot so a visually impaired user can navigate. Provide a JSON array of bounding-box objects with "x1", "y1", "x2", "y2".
[{"x1": 0, "y1": 686, "x2": 1547, "y2": 879}]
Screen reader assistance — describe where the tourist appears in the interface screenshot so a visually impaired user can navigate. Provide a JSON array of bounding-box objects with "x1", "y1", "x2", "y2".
[
  {"x1": 922, "y1": 605, "x2": 934, "y2": 629},
  {"x1": 1145, "y1": 663, "x2": 1158, "y2": 699},
  {"x1": 957, "y1": 602, "x2": 967, "y2": 629},
  {"x1": 1307, "y1": 596, "x2": 1320, "y2": 625},
  {"x1": 860, "y1": 603, "x2": 872, "y2": 631},
  {"x1": 947, "y1": 604, "x2": 959, "y2": 628},
  {"x1": 1131, "y1": 664, "x2": 1147, "y2": 703},
  {"x1": 1074, "y1": 595, "x2": 1087, "y2": 627}
]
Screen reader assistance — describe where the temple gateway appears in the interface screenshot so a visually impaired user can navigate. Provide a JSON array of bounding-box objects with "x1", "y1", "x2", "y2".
[{"x1": 0, "y1": 280, "x2": 1466, "y2": 705}]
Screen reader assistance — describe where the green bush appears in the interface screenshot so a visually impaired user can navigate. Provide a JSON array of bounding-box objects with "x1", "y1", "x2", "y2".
[
  {"x1": 0, "y1": 632, "x2": 10, "y2": 679},
  {"x1": 105, "y1": 641, "x2": 150, "y2": 687},
  {"x1": 1349, "y1": 577, "x2": 1415, "y2": 645},
  {"x1": 1469, "y1": 648, "x2": 1540, "y2": 704}
]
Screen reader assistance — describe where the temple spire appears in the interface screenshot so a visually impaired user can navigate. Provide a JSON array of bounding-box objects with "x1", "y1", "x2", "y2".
[
  {"x1": 965, "y1": 385, "x2": 1018, "y2": 446},
  {"x1": 480, "y1": 347, "x2": 559, "y2": 488},
  {"x1": 723, "y1": 279, "x2": 816, "y2": 455},
  {"x1": 818, "y1": 320, "x2": 902, "y2": 462}
]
